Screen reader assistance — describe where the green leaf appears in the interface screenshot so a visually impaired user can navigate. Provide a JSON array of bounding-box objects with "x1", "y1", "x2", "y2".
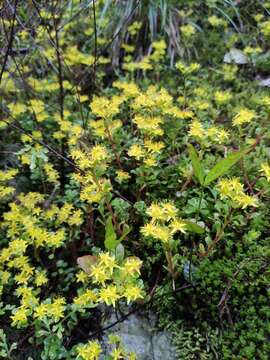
[
  {"x1": 188, "y1": 144, "x2": 205, "y2": 185},
  {"x1": 184, "y1": 220, "x2": 205, "y2": 234},
  {"x1": 204, "y1": 148, "x2": 248, "y2": 185},
  {"x1": 105, "y1": 216, "x2": 118, "y2": 251},
  {"x1": 115, "y1": 243, "x2": 125, "y2": 261}
]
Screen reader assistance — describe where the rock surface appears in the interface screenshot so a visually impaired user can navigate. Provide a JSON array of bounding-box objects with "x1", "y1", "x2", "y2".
[{"x1": 101, "y1": 310, "x2": 176, "y2": 360}]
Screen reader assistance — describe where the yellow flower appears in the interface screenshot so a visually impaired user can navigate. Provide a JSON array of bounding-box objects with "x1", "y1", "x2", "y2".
[
  {"x1": 123, "y1": 285, "x2": 144, "y2": 304},
  {"x1": 217, "y1": 129, "x2": 229, "y2": 143},
  {"x1": 110, "y1": 347, "x2": 124, "y2": 360},
  {"x1": 217, "y1": 177, "x2": 258, "y2": 209},
  {"x1": 128, "y1": 144, "x2": 144, "y2": 160},
  {"x1": 11, "y1": 307, "x2": 28, "y2": 326},
  {"x1": 144, "y1": 140, "x2": 165, "y2": 153},
  {"x1": 68, "y1": 209, "x2": 84, "y2": 226},
  {"x1": 128, "y1": 21, "x2": 142, "y2": 36},
  {"x1": 141, "y1": 223, "x2": 159, "y2": 237},
  {"x1": 73, "y1": 289, "x2": 98, "y2": 307},
  {"x1": 162, "y1": 202, "x2": 178, "y2": 221},
  {"x1": 176, "y1": 62, "x2": 200, "y2": 75},
  {"x1": 90, "y1": 95, "x2": 122, "y2": 119},
  {"x1": 90, "y1": 264, "x2": 110, "y2": 285},
  {"x1": 76, "y1": 271, "x2": 88, "y2": 283},
  {"x1": 98, "y1": 285, "x2": 120, "y2": 307},
  {"x1": 122, "y1": 257, "x2": 142, "y2": 276},
  {"x1": 121, "y1": 43, "x2": 135, "y2": 53},
  {"x1": 46, "y1": 229, "x2": 66, "y2": 248},
  {"x1": 170, "y1": 219, "x2": 186, "y2": 234},
  {"x1": 9, "y1": 239, "x2": 28, "y2": 255},
  {"x1": 35, "y1": 270, "x2": 48, "y2": 286},
  {"x1": 98, "y1": 253, "x2": 118, "y2": 275},
  {"x1": 77, "y1": 340, "x2": 101, "y2": 360},
  {"x1": 232, "y1": 108, "x2": 256, "y2": 126},
  {"x1": 244, "y1": 46, "x2": 262, "y2": 55},
  {"x1": 154, "y1": 225, "x2": 171, "y2": 242},
  {"x1": 234, "y1": 194, "x2": 258, "y2": 209},
  {"x1": 0, "y1": 271, "x2": 10, "y2": 285},
  {"x1": 116, "y1": 170, "x2": 130, "y2": 182},
  {"x1": 146, "y1": 203, "x2": 165, "y2": 221},
  {"x1": 222, "y1": 64, "x2": 238, "y2": 81},
  {"x1": 260, "y1": 163, "x2": 270, "y2": 181},
  {"x1": 217, "y1": 177, "x2": 243, "y2": 199},
  {"x1": 34, "y1": 303, "x2": 48, "y2": 319},
  {"x1": 113, "y1": 81, "x2": 139, "y2": 97},
  {"x1": 214, "y1": 90, "x2": 232, "y2": 104},
  {"x1": 254, "y1": 14, "x2": 264, "y2": 22},
  {"x1": 181, "y1": 24, "x2": 196, "y2": 38},
  {"x1": 142, "y1": 223, "x2": 171, "y2": 243},
  {"x1": 90, "y1": 145, "x2": 109, "y2": 164},
  {"x1": 144, "y1": 156, "x2": 157, "y2": 167},
  {"x1": 260, "y1": 20, "x2": 270, "y2": 37},
  {"x1": 0, "y1": 185, "x2": 14, "y2": 199},
  {"x1": 43, "y1": 163, "x2": 59, "y2": 184},
  {"x1": 8, "y1": 103, "x2": 26, "y2": 117},
  {"x1": 0, "y1": 169, "x2": 18, "y2": 182},
  {"x1": 48, "y1": 297, "x2": 66, "y2": 320},
  {"x1": 189, "y1": 120, "x2": 205, "y2": 139},
  {"x1": 208, "y1": 15, "x2": 226, "y2": 27}
]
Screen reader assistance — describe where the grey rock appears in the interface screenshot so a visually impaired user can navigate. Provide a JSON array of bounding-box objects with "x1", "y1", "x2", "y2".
[
  {"x1": 101, "y1": 310, "x2": 176, "y2": 360},
  {"x1": 224, "y1": 48, "x2": 248, "y2": 64},
  {"x1": 152, "y1": 331, "x2": 176, "y2": 360},
  {"x1": 258, "y1": 77, "x2": 270, "y2": 87}
]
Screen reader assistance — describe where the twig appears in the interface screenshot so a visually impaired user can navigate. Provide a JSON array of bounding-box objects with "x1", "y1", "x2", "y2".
[
  {"x1": 0, "y1": 0, "x2": 18, "y2": 84},
  {"x1": 74, "y1": 0, "x2": 142, "y2": 91},
  {"x1": 88, "y1": 283, "x2": 196, "y2": 339},
  {"x1": 92, "y1": 0, "x2": 97, "y2": 83}
]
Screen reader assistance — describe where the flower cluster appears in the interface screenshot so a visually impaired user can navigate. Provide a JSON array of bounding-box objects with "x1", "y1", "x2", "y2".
[
  {"x1": 74, "y1": 252, "x2": 144, "y2": 309},
  {"x1": 71, "y1": 145, "x2": 112, "y2": 204},
  {"x1": 141, "y1": 202, "x2": 186, "y2": 243},
  {"x1": 217, "y1": 177, "x2": 258, "y2": 209},
  {"x1": 188, "y1": 120, "x2": 229, "y2": 144},
  {"x1": 260, "y1": 163, "x2": 270, "y2": 182},
  {"x1": 232, "y1": 108, "x2": 256, "y2": 127},
  {"x1": 0, "y1": 168, "x2": 18, "y2": 200},
  {"x1": 76, "y1": 335, "x2": 136, "y2": 360}
]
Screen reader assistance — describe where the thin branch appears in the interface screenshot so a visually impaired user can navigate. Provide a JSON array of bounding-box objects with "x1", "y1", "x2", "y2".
[
  {"x1": 74, "y1": 0, "x2": 142, "y2": 91},
  {"x1": 0, "y1": 0, "x2": 19, "y2": 84},
  {"x1": 92, "y1": 0, "x2": 97, "y2": 82},
  {"x1": 88, "y1": 283, "x2": 196, "y2": 339},
  {"x1": 0, "y1": 115, "x2": 83, "y2": 173}
]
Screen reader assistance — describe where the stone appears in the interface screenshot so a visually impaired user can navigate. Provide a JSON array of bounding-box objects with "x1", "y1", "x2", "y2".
[
  {"x1": 101, "y1": 309, "x2": 176, "y2": 360},
  {"x1": 224, "y1": 48, "x2": 248, "y2": 64}
]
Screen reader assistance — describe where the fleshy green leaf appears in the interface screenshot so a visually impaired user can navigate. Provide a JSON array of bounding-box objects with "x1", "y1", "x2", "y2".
[
  {"x1": 204, "y1": 148, "x2": 248, "y2": 186},
  {"x1": 105, "y1": 216, "x2": 118, "y2": 251},
  {"x1": 184, "y1": 220, "x2": 205, "y2": 234},
  {"x1": 188, "y1": 144, "x2": 205, "y2": 185}
]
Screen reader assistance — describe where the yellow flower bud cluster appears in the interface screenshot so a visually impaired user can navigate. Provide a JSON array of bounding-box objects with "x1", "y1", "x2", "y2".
[
  {"x1": 188, "y1": 120, "x2": 229, "y2": 144},
  {"x1": 141, "y1": 202, "x2": 186, "y2": 243},
  {"x1": 217, "y1": 177, "x2": 258, "y2": 209},
  {"x1": 0, "y1": 169, "x2": 18, "y2": 200},
  {"x1": 74, "y1": 252, "x2": 144, "y2": 309}
]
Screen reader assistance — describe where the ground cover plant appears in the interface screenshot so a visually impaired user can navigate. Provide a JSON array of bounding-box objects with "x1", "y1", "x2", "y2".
[{"x1": 0, "y1": 0, "x2": 270, "y2": 359}]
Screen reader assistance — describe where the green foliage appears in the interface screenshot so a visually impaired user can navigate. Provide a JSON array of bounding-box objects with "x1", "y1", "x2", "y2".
[
  {"x1": 188, "y1": 144, "x2": 205, "y2": 185},
  {"x1": 203, "y1": 148, "x2": 249, "y2": 186}
]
